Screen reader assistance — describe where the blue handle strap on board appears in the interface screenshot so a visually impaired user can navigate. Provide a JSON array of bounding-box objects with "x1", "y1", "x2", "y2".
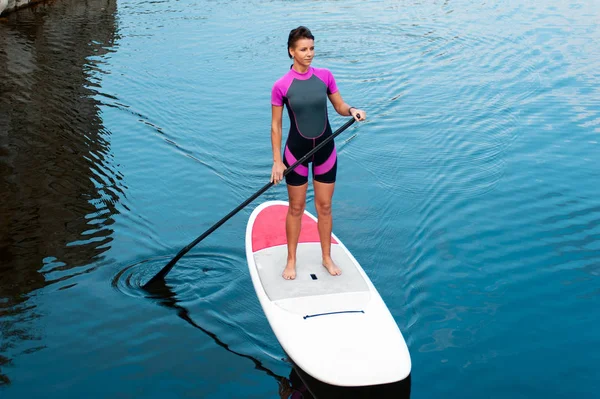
[{"x1": 303, "y1": 310, "x2": 365, "y2": 320}]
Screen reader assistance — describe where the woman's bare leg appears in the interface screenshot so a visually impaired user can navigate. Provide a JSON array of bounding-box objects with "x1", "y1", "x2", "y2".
[
  {"x1": 313, "y1": 180, "x2": 341, "y2": 276},
  {"x1": 283, "y1": 182, "x2": 308, "y2": 279}
]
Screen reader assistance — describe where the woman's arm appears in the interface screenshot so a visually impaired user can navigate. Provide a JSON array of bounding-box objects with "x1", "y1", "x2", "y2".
[
  {"x1": 328, "y1": 91, "x2": 366, "y2": 121},
  {"x1": 271, "y1": 105, "x2": 283, "y2": 162},
  {"x1": 270, "y1": 105, "x2": 286, "y2": 184}
]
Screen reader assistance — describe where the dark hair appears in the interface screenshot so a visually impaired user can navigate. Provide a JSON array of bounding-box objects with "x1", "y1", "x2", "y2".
[{"x1": 287, "y1": 26, "x2": 314, "y2": 59}]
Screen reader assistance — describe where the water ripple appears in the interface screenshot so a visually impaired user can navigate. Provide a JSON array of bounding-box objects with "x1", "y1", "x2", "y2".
[{"x1": 111, "y1": 249, "x2": 245, "y2": 300}]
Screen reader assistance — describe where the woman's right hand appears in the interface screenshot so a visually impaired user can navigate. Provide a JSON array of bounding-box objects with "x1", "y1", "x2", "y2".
[{"x1": 271, "y1": 161, "x2": 287, "y2": 184}]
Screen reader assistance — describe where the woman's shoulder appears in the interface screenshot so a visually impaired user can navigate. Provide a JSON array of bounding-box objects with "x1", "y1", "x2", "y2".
[
  {"x1": 272, "y1": 69, "x2": 295, "y2": 90},
  {"x1": 312, "y1": 66, "x2": 333, "y2": 73},
  {"x1": 311, "y1": 66, "x2": 336, "y2": 83},
  {"x1": 271, "y1": 69, "x2": 295, "y2": 105},
  {"x1": 311, "y1": 67, "x2": 338, "y2": 93},
  {"x1": 311, "y1": 66, "x2": 335, "y2": 76}
]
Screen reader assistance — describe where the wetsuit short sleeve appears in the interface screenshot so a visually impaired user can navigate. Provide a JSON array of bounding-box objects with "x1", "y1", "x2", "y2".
[
  {"x1": 326, "y1": 69, "x2": 339, "y2": 95},
  {"x1": 272, "y1": 73, "x2": 296, "y2": 106},
  {"x1": 313, "y1": 68, "x2": 339, "y2": 95},
  {"x1": 271, "y1": 82, "x2": 284, "y2": 106}
]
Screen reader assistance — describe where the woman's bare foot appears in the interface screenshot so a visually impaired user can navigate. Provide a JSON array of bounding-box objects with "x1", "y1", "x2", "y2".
[
  {"x1": 282, "y1": 259, "x2": 296, "y2": 280},
  {"x1": 322, "y1": 257, "x2": 342, "y2": 276}
]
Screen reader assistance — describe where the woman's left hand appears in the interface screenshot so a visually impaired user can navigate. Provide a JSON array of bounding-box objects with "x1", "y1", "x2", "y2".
[{"x1": 350, "y1": 108, "x2": 366, "y2": 122}]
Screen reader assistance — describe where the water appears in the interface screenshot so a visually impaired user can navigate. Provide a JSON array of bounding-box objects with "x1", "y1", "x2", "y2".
[{"x1": 1, "y1": 0, "x2": 599, "y2": 397}]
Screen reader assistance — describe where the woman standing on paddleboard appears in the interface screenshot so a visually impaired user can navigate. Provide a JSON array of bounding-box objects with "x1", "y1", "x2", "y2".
[{"x1": 270, "y1": 26, "x2": 366, "y2": 280}]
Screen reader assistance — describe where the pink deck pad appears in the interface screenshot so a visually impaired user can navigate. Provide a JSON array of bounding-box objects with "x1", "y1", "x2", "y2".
[{"x1": 252, "y1": 204, "x2": 338, "y2": 252}]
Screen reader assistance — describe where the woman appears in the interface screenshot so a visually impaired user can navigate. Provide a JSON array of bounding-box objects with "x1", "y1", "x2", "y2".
[{"x1": 270, "y1": 26, "x2": 366, "y2": 280}]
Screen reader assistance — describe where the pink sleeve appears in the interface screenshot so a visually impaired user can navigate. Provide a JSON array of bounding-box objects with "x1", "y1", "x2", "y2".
[
  {"x1": 271, "y1": 81, "x2": 284, "y2": 106},
  {"x1": 313, "y1": 68, "x2": 339, "y2": 95},
  {"x1": 326, "y1": 69, "x2": 339, "y2": 95}
]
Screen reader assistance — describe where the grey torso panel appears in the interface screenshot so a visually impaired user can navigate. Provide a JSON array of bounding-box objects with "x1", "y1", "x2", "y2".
[{"x1": 285, "y1": 75, "x2": 330, "y2": 139}]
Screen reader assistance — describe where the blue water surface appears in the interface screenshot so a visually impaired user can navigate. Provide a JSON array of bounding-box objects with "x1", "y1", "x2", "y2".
[{"x1": 1, "y1": 0, "x2": 599, "y2": 397}]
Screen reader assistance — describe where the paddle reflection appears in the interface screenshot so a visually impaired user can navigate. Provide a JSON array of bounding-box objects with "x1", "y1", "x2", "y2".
[{"x1": 142, "y1": 280, "x2": 296, "y2": 396}]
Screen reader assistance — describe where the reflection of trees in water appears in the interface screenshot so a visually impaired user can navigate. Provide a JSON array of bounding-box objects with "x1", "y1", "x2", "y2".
[{"x1": 0, "y1": 0, "x2": 119, "y2": 385}]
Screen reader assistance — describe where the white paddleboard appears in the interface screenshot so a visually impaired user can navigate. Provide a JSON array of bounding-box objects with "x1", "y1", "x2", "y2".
[{"x1": 245, "y1": 200, "x2": 411, "y2": 387}]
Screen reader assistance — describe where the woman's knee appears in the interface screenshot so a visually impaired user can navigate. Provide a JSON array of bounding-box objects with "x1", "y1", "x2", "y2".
[
  {"x1": 315, "y1": 200, "x2": 332, "y2": 217},
  {"x1": 288, "y1": 201, "x2": 305, "y2": 217}
]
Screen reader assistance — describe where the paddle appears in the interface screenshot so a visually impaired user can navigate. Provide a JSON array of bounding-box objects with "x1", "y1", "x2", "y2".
[{"x1": 143, "y1": 116, "x2": 358, "y2": 288}]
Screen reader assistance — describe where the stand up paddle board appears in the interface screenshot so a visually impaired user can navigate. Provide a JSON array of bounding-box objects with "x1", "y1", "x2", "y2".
[{"x1": 245, "y1": 200, "x2": 411, "y2": 387}]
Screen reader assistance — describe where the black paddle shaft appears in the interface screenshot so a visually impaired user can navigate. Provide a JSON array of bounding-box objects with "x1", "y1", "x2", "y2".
[{"x1": 143, "y1": 116, "x2": 358, "y2": 288}]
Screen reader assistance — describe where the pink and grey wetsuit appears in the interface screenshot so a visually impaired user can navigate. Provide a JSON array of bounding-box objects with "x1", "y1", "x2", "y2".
[{"x1": 271, "y1": 66, "x2": 339, "y2": 186}]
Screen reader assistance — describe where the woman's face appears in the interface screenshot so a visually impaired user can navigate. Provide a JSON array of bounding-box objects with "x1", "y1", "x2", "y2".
[{"x1": 289, "y1": 38, "x2": 314, "y2": 67}]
